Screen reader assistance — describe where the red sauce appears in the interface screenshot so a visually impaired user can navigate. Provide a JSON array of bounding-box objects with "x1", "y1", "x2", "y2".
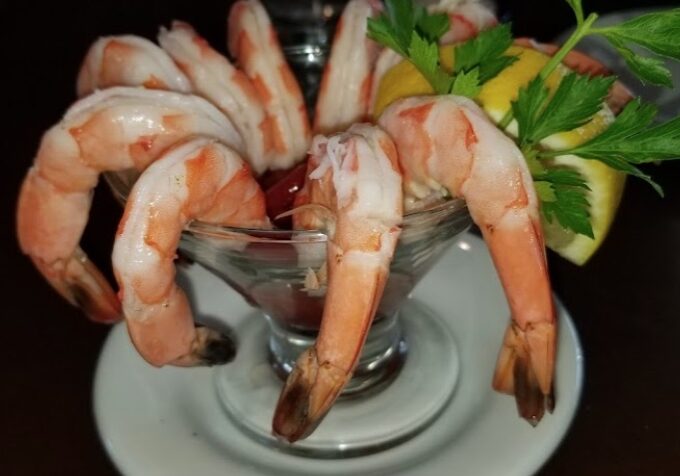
[{"x1": 260, "y1": 160, "x2": 308, "y2": 227}]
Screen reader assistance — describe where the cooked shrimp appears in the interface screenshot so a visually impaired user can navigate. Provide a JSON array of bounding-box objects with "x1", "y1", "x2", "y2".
[
  {"x1": 313, "y1": 0, "x2": 382, "y2": 134},
  {"x1": 77, "y1": 35, "x2": 191, "y2": 96},
  {"x1": 433, "y1": 0, "x2": 497, "y2": 45},
  {"x1": 272, "y1": 123, "x2": 403, "y2": 442},
  {"x1": 379, "y1": 95, "x2": 556, "y2": 425},
  {"x1": 16, "y1": 87, "x2": 243, "y2": 323},
  {"x1": 158, "y1": 21, "x2": 273, "y2": 175},
  {"x1": 369, "y1": 0, "x2": 497, "y2": 113},
  {"x1": 227, "y1": 0, "x2": 311, "y2": 169},
  {"x1": 113, "y1": 138, "x2": 270, "y2": 366}
]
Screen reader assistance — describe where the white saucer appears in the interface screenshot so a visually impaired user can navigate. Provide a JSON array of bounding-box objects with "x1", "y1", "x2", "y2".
[{"x1": 94, "y1": 232, "x2": 583, "y2": 476}]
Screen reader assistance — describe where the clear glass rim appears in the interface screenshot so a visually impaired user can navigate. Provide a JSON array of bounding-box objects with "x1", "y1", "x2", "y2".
[{"x1": 185, "y1": 198, "x2": 469, "y2": 244}]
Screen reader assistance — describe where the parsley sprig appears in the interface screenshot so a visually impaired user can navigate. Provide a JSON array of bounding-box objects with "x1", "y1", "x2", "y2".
[
  {"x1": 504, "y1": 1, "x2": 680, "y2": 130},
  {"x1": 541, "y1": 99, "x2": 680, "y2": 195},
  {"x1": 367, "y1": 0, "x2": 452, "y2": 94},
  {"x1": 367, "y1": 0, "x2": 517, "y2": 97},
  {"x1": 499, "y1": 1, "x2": 680, "y2": 234},
  {"x1": 513, "y1": 73, "x2": 615, "y2": 148},
  {"x1": 534, "y1": 169, "x2": 593, "y2": 238},
  {"x1": 367, "y1": 0, "x2": 680, "y2": 239}
]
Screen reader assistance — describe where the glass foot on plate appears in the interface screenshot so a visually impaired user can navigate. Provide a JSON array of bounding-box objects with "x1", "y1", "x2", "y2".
[{"x1": 214, "y1": 299, "x2": 460, "y2": 458}]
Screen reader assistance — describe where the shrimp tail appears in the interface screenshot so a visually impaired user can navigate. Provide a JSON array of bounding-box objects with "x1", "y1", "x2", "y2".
[
  {"x1": 113, "y1": 139, "x2": 269, "y2": 367},
  {"x1": 174, "y1": 326, "x2": 237, "y2": 367},
  {"x1": 493, "y1": 321, "x2": 556, "y2": 425},
  {"x1": 30, "y1": 248, "x2": 121, "y2": 324},
  {"x1": 272, "y1": 125, "x2": 403, "y2": 441},
  {"x1": 123, "y1": 284, "x2": 238, "y2": 367},
  {"x1": 379, "y1": 95, "x2": 558, "y2": 427},
  {"x1": 65, "y1": 248, "x2": 121, "y2": 323},
  {"x1": 272, "y1": 347, "x2": 344, "y2": 442}
]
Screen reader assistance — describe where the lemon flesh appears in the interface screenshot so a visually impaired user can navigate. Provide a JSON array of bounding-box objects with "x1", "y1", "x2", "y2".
[{"x1": 372, "y1": 45, "x2": 626, "y2": 265}]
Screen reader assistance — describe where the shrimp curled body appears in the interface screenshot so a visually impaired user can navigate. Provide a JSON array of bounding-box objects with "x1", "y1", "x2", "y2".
[
  {"x1": 228, "y1": 0, "x2": 311, "y2": 169},
  {"x1": 16, "y1": 87, "x2": 243, "y2": 323},
  {"x1": 379, "y1": 95, "x2": 556, "y2": 425},
  {"x1": 314, "y1": 0, "x2": 382, "y2": 134},
  {"x1": 272, "y1": 124, "x2": 403, "y2": 441},
  {"x1": 113, "y1": 138, "x2": 270, "y2": 367},
  {"x1": 77, "y1": 35, "x2": 191, "y2": 97}
]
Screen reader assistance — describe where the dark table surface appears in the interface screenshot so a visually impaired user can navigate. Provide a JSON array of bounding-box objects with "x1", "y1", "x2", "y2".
[{"x1": 2, "y1": 1, "x2": 680, "y2": 474}]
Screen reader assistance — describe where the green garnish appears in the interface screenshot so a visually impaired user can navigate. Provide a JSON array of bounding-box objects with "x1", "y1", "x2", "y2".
[
  {"x1": 592, "y1": 8, "x2": 680, "y2": 87},
  {"x1": 541, "y1": 99, "x2": 680, "y2": 195},
  {"x1": 500, "y1": 3, "x2": 680, "y2": 128},
  {"x1": 405, "y1": 31, "x2": 453, "y2": 95},
  {"x1": 367, "y1": 0, "x2": 680, "y2": 238},
  {"x1": 367, "y1": 1, "x2": 517, "y2": 97},
  {"x1": 365, "y1": 0, "x2": 448, "y2": 56},
  {"x1": 452, "y1": 23, "x2": 518, "y2": 85},
  {"x1": 367, "y1": 0, "x2": 452, "y2": 94},
  {"x1": 531, "y1": 1, "x2": 680, "y2": 90},
  {"x1": 513, "y1": 73, "x2": 615, "y2": 148},
  {"x1": 533, "y1": 169, "x2": 593, "y2": 238}
]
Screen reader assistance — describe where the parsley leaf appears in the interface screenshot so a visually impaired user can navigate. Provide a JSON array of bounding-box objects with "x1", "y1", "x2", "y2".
[
  {"x1": 534, "y1": 168, "x2": 593, "y2": 238},
  {"x1": 591, "y1": 9, "x2": 680, "y2": 87},
  {"x1": 415, "y1": 7, "x2": 449, "y2": 42},
  {"x1": 606, "y1": 36, "x2": 673, "y2": 87},
  {"x1": 514, "y1": 73, "x2": 615, "y2": 146},
  {"x1": 407, "y1": 32, "x2": 453, "y2": 94},
  {"x1": 367, "y1": 0, "x2": 449, "y2": 56},
  {"x1": 368, "y1": 1, "x2": 516, "y2": 98},
  {"x1": 547, "y1": 99, "x2": 680, "y2": 161},
  {"x1": 595, "y1": 9, "x2": 680, "y2": 61},
  {"x1": 367, "y1": 0, "x2": 452, "y2": 94},
  {"x1": 478, "y1": 55, "x2": 519, "y2": 84},
  {"x1": 453, "y1": 24, "x2": 518, "y2": 85},
  {"x1": 454, "y1": 24, "x2": 515, "y2": 73},
  {"x1": 451, "y1": 68, "x2": 481, "y2": 97},
  {"x1": 383, "y1": 0, "x2": 419, "y2": 52},
  {"x1": 511, "y1": 77, "x2": 550, "y2": 146},
  {"x1": 543, "y1": 99, "x2": 680, "y2": 195},
  {"x1": 366, "y1": 15, "x2": 407, "y2": 57},
  {"x1": 532, "y1": 74, "x2": 614, "y2": 141}
]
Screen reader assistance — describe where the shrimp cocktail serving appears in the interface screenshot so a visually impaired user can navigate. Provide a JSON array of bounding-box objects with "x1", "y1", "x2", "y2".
[{"x1": 16, "y1": 0, "x2": 680, "y2": 447}]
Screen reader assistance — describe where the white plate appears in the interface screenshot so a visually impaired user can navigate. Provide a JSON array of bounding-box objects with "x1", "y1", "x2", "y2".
[{"x1": 94, "y1": 232, "x2": 583, "y2": 476}]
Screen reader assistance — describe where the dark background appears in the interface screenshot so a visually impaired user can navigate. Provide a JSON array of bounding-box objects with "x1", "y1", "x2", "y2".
[{"x1": 2, "y1": 1, "x2": 679, "y2": 474}]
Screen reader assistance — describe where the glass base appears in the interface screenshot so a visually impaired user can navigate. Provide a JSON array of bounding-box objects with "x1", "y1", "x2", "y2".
[
  {"x1": 214, "y1": 300, "x2": 460, "y2": 458},
  {"x1": 267, "y1": 311, "x2": 406, "y2": 397}
]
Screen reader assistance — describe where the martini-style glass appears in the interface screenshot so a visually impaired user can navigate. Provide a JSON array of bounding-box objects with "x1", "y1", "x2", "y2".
[
  {"x1": 106, "y1": 169, "x2": 471, "y2": 456},
  {"x1": 105, "y1": 0, "x2": 475, "y2": 458}
]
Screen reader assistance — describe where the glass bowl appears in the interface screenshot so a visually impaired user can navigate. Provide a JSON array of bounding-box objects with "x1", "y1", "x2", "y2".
[{"x1": 106, "y1": 168, "x2": 472, "y2": 456}]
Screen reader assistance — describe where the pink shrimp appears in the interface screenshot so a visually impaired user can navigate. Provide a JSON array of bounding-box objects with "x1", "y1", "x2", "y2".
[
  {"x1": 158, "y1": 21, "x2": 273, "y2": 175},
  {"x1": 313, "y1": 0, "x2": 382, "y2": 134},
  {"x1": 433, "y1": 0, "x2": 498, "y2": 45},
  {"x1": 16, "y1": 87, "x2": 243, "y2": 323},
  {"x1": 76, "y1": 35, "x2": 191, "y2": 97},
  {"x1": 379, "y1": 95, "x2": 556, "y2": 425},
  {"x1": 369, "y1": 0, "x2": 497, "y2": 112},
  {"x1": 227, "y1": 0, "x2": 311, "y2": 169},
  {"x1": 272, "y1": 123, "x2": 403, "y2": 442},
  {"x1": 113, "y1": 138, "x2": 270, "y2": 366}
]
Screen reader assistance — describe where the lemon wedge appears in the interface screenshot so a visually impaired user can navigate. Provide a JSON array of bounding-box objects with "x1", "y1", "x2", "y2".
[{"x1": 372, "y1": 45, "x2": 626, "y2": 265}]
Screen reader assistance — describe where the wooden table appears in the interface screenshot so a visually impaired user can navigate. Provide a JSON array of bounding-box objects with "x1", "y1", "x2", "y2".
[{"x1": 3, "y1": 1, "x2": 679, "y2": 474}]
